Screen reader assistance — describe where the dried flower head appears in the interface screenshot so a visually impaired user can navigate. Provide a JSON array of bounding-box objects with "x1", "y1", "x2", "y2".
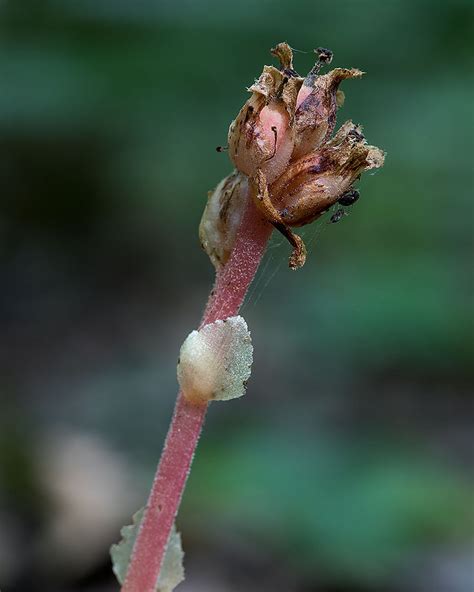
[{"x1": 201, "y1": 42, "x2": 385, "y2": 270}]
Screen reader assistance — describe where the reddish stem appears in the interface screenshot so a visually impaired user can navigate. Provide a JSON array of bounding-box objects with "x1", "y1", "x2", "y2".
[{"x1": 122, "y1": 199, "x2": 272, "y2": 592}]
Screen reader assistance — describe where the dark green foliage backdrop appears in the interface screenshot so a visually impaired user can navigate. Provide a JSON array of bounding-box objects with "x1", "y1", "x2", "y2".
[{"x1": 0, "y1": 1, "x2": 472, "y2": 591}]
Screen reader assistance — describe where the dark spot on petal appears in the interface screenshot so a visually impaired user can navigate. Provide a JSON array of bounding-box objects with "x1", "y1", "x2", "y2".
[
  {"x1": 308, "y1": 155, "x2": 331, "y2": 175},
  {"x1": 243, "y1": 105, "x2": 254, "y2": 124}
]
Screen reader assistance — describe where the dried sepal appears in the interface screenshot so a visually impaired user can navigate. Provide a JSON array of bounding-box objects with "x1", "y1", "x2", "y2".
[
  {"x1": 199, "y1": 171, "x2": 249, "y2": 269},
  {"x1": 253, "y1": 170, "x2": 306, "y2": 269},
  {"x1": 177, "y1": 316, "x2": 253, "y2": 406}
]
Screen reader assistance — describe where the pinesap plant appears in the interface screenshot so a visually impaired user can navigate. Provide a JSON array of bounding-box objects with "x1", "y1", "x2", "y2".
[{"x1": 111, "y1": 42, "x2": 384, "y2": 592}]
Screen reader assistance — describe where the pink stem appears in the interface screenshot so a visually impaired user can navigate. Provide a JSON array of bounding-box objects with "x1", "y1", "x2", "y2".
[{"x1": 122, "y1": 198, "x2": 273, "y2": 592}]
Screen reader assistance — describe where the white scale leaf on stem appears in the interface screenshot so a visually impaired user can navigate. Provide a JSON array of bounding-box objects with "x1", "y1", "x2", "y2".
[{"x1": 177, "y1": 315, "x2": 253, "y2": 406}]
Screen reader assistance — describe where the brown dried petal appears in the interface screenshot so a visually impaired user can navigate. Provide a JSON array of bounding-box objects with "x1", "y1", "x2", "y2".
[
  {"x1": 248, "y1": 65, "x2": 283, "y2": 99},
  {"x1": 270, "y1": 120, "x2": 385, "y2": 227},
  {"x1": 228, "y1": 93, "x2": 267, "y2": 172},
  {"x1": 247, "y1": 56, "x2": 303, "y2": 111},
  {"x1": 252, "y1": 169, "x2": 306, "y2": 270},
  {"x1": 270, "y1": 42, "x2": 295, "y2": 73},
  {"x1": 281, "y1": 75, "x2": 304, "y2": 121},
  {"x1": 293, "y1": 68, "x2": 364, "y2": 159}
]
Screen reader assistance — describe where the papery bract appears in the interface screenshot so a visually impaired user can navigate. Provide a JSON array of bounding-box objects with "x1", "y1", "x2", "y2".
[{"x1": 199, "y1": 171, "x2": 250, "y2": 269}]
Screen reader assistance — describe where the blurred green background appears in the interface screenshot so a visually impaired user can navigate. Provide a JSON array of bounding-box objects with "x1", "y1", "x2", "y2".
[{"x1": 0, "y1": 1, "x2": 473, "y2": 591}]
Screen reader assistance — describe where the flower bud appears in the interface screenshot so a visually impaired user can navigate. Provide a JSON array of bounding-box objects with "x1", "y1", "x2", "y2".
[
  {"x1": 199, "y1": 171, "x2": 250, "y2": 269},
  {"x1": 269, "y1": 121, "x2": 385, "y2": 227},
  {"x1": 293, "y1": 68, "x2": 363, "y2": 159}
]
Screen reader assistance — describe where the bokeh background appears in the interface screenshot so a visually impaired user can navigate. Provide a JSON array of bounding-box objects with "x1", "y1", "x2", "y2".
[{"x1": 0, "y1": 1, "x2": 473, "y2": 591}]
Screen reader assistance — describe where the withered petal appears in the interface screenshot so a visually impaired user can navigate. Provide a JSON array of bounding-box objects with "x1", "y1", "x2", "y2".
[
  {"x1": 252, "y1": 169, "x2": 306, "y2": 269},
  {"x1": 270, "y1": 120, "x2": 385, "y2": 227},
  {"x1": 292, "y1": 68, "x2": 364, "y2": 159},
  {"x1": 270, "y1": 42, "x2": 294, "y2": 71}
]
